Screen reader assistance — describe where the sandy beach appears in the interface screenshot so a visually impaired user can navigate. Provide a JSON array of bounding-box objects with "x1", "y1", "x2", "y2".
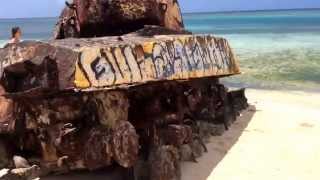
[{"x1": 182, "y1": 88, "x2": 320, "y2": 180}]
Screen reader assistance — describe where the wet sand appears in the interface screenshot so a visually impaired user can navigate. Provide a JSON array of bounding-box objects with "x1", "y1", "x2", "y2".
[{"x1": 182, "y1": 89, "x2": 320, "y2": 180}]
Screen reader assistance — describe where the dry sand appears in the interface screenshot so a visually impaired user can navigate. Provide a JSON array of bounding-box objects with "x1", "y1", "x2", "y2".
[{"x1": 182, "y1": 89, "x2": 320, "y2": 180}]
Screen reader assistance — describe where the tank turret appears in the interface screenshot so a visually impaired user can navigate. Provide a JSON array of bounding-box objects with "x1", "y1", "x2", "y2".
[{"x1": 54, "y1": 0, "x2": 185, "y2": 39}]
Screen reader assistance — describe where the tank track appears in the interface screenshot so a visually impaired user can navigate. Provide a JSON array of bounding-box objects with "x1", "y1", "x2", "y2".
[{"x1": 0, "y1": 78, "x2": 247, "y2": 180}]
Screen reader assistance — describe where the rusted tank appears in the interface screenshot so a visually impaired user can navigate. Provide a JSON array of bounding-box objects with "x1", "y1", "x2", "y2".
[
  {"x1": 0, "y1": 0, "x2": 248, "y2": 180},
  {"x1": 53, "y1": 0, "x2": 185, "y2": 38}
]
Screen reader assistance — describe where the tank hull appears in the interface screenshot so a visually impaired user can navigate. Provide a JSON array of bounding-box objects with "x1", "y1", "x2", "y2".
[{"x1": 0, "y1": 35, "x2": 239, "y2": 96}]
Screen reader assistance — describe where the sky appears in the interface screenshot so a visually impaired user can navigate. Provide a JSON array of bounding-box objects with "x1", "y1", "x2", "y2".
[{"x1": 0, "y1": 0, "x2": 320, "y2": 18}]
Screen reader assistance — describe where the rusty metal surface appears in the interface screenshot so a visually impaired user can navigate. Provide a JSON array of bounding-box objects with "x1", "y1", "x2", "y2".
[
  {"x1": 53, "y1": 0, "x2": 185, "y2": 38},
  {"x1": 0, "y1": 90, "x2": 139, "y2": 172},
  {"x1": 0, "y1": 78, "x2": 248, "y2": 179},
  {"x1": 0, "y1": 35, "x2": 240, "y2": 94},
  {"x1": 0, "y1": 1, "x2": 248, "y2": 179}
]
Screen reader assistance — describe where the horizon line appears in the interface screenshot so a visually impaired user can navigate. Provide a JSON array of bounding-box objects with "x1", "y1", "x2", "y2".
[
  {"x1": 183, "y1": 7, "x2": 320, "y2": 14},
  {"x1": 1, "y1": 7, "x2": 319, "y2": 20}
]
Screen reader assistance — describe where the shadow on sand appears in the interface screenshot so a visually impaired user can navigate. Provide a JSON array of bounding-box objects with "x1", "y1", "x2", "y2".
[
  {"x1": 42, "y1": 166, "x2": 129, "y2": 180},
  {"x1": 181, "y1": 105, "x2": 256, "y2": 180}
]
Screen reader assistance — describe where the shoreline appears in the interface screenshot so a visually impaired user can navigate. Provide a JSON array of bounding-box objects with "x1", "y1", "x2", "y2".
[
  {"x1": 183, "y1": 8, "x2": 320, "y2": 15},
  {"x1": 223, "y1": 81, "x2": 320, "y2": 94}
]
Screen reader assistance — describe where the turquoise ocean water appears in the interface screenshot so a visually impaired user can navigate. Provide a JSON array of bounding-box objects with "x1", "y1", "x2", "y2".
[{"x1": 1, "y1": 9, "x2": 320, "y2": 91}]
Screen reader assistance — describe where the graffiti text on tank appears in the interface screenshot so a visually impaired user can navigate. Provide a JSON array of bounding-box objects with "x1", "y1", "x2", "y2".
[{"x1": 76, "y1": 35, "x2": 239, "y2": 88}]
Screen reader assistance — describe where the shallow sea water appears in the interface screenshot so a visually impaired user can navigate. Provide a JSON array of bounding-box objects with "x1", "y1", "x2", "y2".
[{"x1": 184, "y1": 9, "x2": 320, "y2": 91}]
